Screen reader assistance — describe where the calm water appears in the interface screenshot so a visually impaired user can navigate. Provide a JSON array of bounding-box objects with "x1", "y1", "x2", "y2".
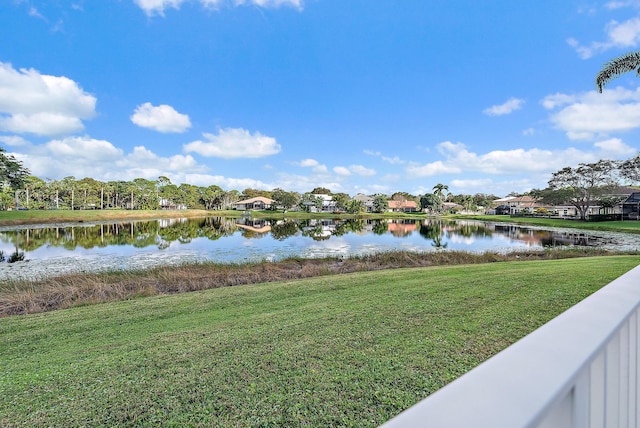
[{"x1": 1, "y1": 216, "x2": 638, "y2": 280}]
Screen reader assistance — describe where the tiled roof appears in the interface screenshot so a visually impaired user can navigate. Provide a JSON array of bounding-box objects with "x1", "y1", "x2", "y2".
[
  {"x1": 388, "y1": 200, "x2": 417, "y2": 209},
  {"x1": 235, "y1": 196, "x2": 274, "y2": 204}
]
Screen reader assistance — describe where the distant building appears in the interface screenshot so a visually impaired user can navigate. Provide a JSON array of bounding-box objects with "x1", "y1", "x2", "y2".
[
  {"x1": 233, "y1": 196, "x2": 274, "y2": 211},
  {"x1": 387, "y1": 200, "x2": 417, "y2": 212},
  {"x1": 622, "y1": 192, "x2": 640, "y2": 220},
  {"x1": 352, "y1": 194, "x2": 374, "y2": 212}
]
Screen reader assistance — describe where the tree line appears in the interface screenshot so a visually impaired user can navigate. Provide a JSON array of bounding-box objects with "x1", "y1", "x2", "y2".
[{"x1": 1, "y1": 144, "x2": 638, "y2": 216}]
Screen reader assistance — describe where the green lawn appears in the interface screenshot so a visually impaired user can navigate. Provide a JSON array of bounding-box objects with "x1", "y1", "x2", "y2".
[
  {"x1": 0, "y1": 209, "x2": 212, "y2": 226},
  {"x1": 455, "y1": 214, "x2": 640, "y2": 234},
  {"x1": 1, "y1": 256, "x2": 639, "y2": 427}
]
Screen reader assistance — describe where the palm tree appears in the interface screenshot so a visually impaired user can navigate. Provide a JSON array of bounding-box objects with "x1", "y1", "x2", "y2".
[
  {"x1": 432, "y1": 183, "x2": 449, "y2": 201},
  {"x1": 596, "y1": 51, "x2": 640, "y2": 92}
]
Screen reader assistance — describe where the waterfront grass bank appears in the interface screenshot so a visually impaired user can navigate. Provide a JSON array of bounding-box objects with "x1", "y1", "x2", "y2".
[{"x1": 1, "y1": 256, "x2": 638, "y2": 427}]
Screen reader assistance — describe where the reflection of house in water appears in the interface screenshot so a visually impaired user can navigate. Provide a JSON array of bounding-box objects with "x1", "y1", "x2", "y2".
[
  {"x1": 386, "y1": 220, "x2": 417, "y2": 237},
  {"x1": 544, "y1": 232, "x2": 594, "y2": 247},
  {"x1": 490, "y1": 223, "x2": 601, "y2": 248},
  {"x1": 301, "y1": 219, "x2": 338, "y2": 239},
  {"x1": 158, "y1": 218, "x2": 188, "y2": 228},
  {"x1": 490, "y1": 224, "x2": 550, "y2": 247},
  {"x1": 235, "y1": 218, "x2": 272, "y2": 234}
]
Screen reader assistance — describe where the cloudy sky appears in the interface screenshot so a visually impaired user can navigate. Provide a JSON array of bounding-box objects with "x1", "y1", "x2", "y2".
[{"x1": 1, "y1": 0, "x2": 640, "y2": 197}]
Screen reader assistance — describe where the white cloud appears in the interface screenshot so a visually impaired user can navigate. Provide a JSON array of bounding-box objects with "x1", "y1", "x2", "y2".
[
  {"x1": 569, "y1": 15, "x2": 640, "y2": 59},
  {"x1": 543, "y1": 87, "x2": 640, "y2": 140},
  {"x1": 0, "y1": 135, "x2": 30, "y2": 147},
  {"x1": 333, "y1": 166, "x2": 351, "y2": 176},
  {"x1": 364, "y1": 149, "x2": 406, "y2": 165},
  {"x1": 134, "y1": 0, "x2": 301, "y2": 16},
  {"x1": 184, "y1": 173, "x2": 272, "y2": 189},
  {"x1": 0, "y1": 62, "x2": 96, "y2": 136},
  {"x1": 294, "y1": 158, "x2": 328, "y2": 173},
  {"x1": 46, "y1": 136, "x2": 123, "y2": 162},
  {"x1": 28, "y1": 7, "x2": 45, "y2": 19},
  {"x1": 183, "y1": 127, "x2": 281, "y2": 159},
  {"x1": 273, "y1": 172, "x2": 342, "y2": 194},
  {"x1": 405, "y1": 139, "x2": 632, "y2": 182},
  {"x1": 334, "y1": 164, "x2": 375, "y2": 176},
  {"x1": 483, "y1": 97, "x2": 525, "y2": 116},
  {"x1": 236, "y1": 0, "x2": 302, "y2": 9},
  {"x1": 406, "y1": 160, "x2": 461, "y2": 177},
  {"x1": 133, "y1": 0, "x2": 186, "y2": 16},
  {"x1": 522, "y1": 128, "x2": 535, "y2": 136},
  {"x1": 349, "y1": 165, "x2": 376, "y2": 176},
  {"x1": 131, "y1": 102, "x2": 191, "y2": 133},
  {"x1": 593, "y1": 137, "x2": 638, "y2": 156},
  {"x1": 15, "y1": 138, "x2": 208, "y2": 182},
  {"x1": 450, "y1": 178, "x2": 494, "y2": 191}
]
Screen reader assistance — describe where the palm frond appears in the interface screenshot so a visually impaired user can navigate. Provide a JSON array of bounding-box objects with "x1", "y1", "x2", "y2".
[{"x1": 595, "y1": 51, "x2": 640, "y2": 92}]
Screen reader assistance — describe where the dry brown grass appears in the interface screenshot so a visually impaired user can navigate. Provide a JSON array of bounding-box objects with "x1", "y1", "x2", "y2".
[{"x1": 0, "y1": 248, "x2": 622, "y2": 317}]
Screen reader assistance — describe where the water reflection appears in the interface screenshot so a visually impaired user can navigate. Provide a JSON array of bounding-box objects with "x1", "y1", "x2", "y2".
[{"x1": 0, "y1": 217, "x2": 630, "y2": 264}]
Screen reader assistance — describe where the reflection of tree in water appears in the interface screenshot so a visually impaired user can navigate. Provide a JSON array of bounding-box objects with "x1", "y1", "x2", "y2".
[
  {"x1": 200, "y1": 217, "x2": 237, "y2": 241},
  {"x1": 301, "y1": 225, "x2": 330, "y2": 241},
  {"x1": 0, "y1": 250, "x2": 4, "y2": 262},
  {"x1": 333, "y1": 219, "x2": 364, "y2": 236},
  {"x1": 419, "y1": 220, "x2": 448, "y2": 248},
  {"x1": 8, "y1": 251, "x2": 25, "y2": 263},
  {"x1": 452, "y1": 221, "x2": 493, "y2": 238},
  {"x1": 270, "y1": 221, "x2": 300, "y2": 241},
  {"x1": 372, "y1": 220, "x2": 388, "y2": 235}
]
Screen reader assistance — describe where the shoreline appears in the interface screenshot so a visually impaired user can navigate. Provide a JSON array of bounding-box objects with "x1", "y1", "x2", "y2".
[{"x1": 1, "y1": 248, "x2": 636, "y2": 317}]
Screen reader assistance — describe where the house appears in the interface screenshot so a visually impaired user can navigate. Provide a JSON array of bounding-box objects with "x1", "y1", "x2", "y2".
[
  {"x1": 233, "y1": 196, "x2": 274, "y2": 211},
  {"x1": 621, "y1": 192, "x2": 640, "y2": 219},
  {"x1": 303, "y1": 194, "x2": 337, "y2": 212},
  {"x1": 352, "y1": 194, "x2": 374, "y2": 212},
  {"x1": 442, "y1": 202, "x2": 464, "y2": 212},
  {"x1": 387, "y1": 200, "x2": 417, "y2": 212},
  {"x1": 159, "y1": 198, "x2": 187, "y2": 210},
  {"x1": 493, "y1": 196, "x2": 547, "y2": 215}
]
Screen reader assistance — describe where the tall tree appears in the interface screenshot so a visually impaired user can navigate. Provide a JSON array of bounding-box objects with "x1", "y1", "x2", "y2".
[
  {"x1": 420, "y1": 193, "x2": 442, "y2": 213},
  {"x1": 619, "y1": 154, "x2": 640, "y2": 183},
  {"x1": 596, "y1": 51, "x2": 640, "y2": 92},
  {"x1": 346, "y1": 199, "x2": 365, "y2": 214},
  {"x1": 240, "y1": 188, "x2": 271, "y2": 200},
  {"x1": 0, "y1": 147, "x2": 29, "y2": 190},
  {"x1": 372, "y1": 194, "x2": 388, "y2": 213},
  {"x1": 200, "y1": 185, "x2": 224, "y2": 210},
  {"x1": 332, "y1": 192, "x2": 351, "y2": 212},
  {"x1": 310, "y1": 187, "x2": 332, "y2": 195},
  {"x1": 547, "y1": 160, "x2": 617, "y2": 220},
  {"x1": 432, "y1": 183, "x2": 449, "y2": 202},
  {"x1": 271, "y1": 188, "x2": 300, "y2": 212}
]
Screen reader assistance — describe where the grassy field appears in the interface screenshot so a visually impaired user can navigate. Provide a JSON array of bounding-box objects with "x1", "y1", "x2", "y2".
[
  {"x1": 2, "y1": 256, "x2": 638, "y2": 427},
  {"x1": 456, "y1": 214, "x2": 640, "y2": 234},
  {"x1": 0, "y1": 209, "x2": 213, "y2": 226},
  {"x1": 0, "y1": 209, "x2": 423, "y2": 227},
  {"x1": 3, "y1": 209, "x2": 640, "y2": 234}
]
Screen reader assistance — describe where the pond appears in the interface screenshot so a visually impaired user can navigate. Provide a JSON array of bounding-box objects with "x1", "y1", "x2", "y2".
[{"x1": 1, "y1": 216, "x2": 639, "y2": 281}]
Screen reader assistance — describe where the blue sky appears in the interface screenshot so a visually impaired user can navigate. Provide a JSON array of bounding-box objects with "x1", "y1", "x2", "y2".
[{"x1": 2, "y1": 0, "x2": 640, "y2": 197}]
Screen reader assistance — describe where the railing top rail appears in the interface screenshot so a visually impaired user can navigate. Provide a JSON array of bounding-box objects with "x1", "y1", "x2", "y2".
[{"x1": 380, "y1": 263, "x2": 640, "y2": 428}]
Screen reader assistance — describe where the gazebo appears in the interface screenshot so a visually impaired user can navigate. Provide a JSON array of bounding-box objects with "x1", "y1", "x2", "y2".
[{"x1": 621, "y1": 192, "x2": 640, "y2": 219}]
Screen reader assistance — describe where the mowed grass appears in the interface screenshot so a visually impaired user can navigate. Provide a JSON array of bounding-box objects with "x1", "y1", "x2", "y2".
[
  {"x1": 458, "y1": 214, "x2": 640, "y2": 234},
  {"x1": 1, "y1": 256, "x2": 639, "y2": 427},
  {"x1": 0, "y1": 209, "x2": 212, "y2": 226}
]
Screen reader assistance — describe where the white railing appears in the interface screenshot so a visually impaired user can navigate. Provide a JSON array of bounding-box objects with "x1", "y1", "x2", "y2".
[{"x1": 381, "y1": 264, "x2": 640, "y2": 428}]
